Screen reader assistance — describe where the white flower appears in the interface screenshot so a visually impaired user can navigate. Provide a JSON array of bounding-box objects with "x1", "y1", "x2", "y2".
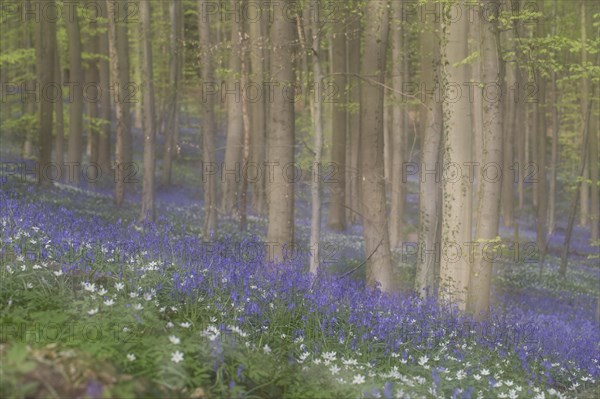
[
  {"x1": 330, "y1": 365, "x2": 340, "y2": 375},
  {"x1": 53, "y1": 270, "x2": 63, "y2": 276},
  {"x1": 322, "y1": 351, "x2": 337, "y2": 361},
  {"x1": 166, "y1": 321, "x2": 174, "y2": 328},
  {"x1": 474, "y1": 374, "x2": 481, "y2": 381},
  {"x1": 143, "y1": 292, "x2": 152, "y2": 301},
  {"x1": 210, "y1": 316, "x2": 217, "y2": 323},
  {"x1": 83, "y1": 282, "x2": 96, "y2": 292},
  {"x1": 88, "y1": 308, "x2": 99, "y2": 315},
  {"x1": 33, "y1": 264, "x2": 42, "y2": 270},
  {"x1": 298, "y1": 352, "x2": 310, "y2": 363},
  {"x1": 134, "y1": 303, "x2": 143, "y2": 310},
  {"x1": 26, "y1": 282, "x2": 33, "y2": 289},
  {"x1": 508, "y1": 389, "x2": 518, "y2": 399},
  {"x1": 418, "y1": 355, "x2": 429, "y2": 366},
  {"x1": 456, "y1": 370, "x2": 466, "y2": 380},
  {"x1": 171, "y1": 350, "x2": 184, "y2": 363},
  {"x1": 343, "y1": 358, "x2": 358, "y2": 366},
  {"x1": 104, "y1": 299, "x2": 115, "y2": 306},
  {"x1": 129, "y1": 291, "x2": 138, "y2": 298},
  {"x1": 263, "y1": 344, "x2": 272, "y2": 354},
  {"x1": 115, "y1": 282, "x2": 124, "y2": 291},
  {"x1": 169, "y1": 335, "x2": 180, "y2": 345},
  {"x1": 98, "y1": 288, "x2": 108, "y2": 296},
  {"x1": 480, "y1": 368, "x2": 490, "y2": 376},
  {"x1": 180, "y1": 322, "x2": 191, "y2": 328},
  {"x1": 352, "y1": 374, "x2": 366, "y2": 385},
  {"x1": 127, "y1": 353, "x2": 136, "y2": 361}
]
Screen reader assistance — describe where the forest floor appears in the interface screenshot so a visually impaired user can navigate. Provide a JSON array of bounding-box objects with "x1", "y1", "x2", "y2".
[{"x1": 1, "y1": 133, "x2": 599, "y2": 398}]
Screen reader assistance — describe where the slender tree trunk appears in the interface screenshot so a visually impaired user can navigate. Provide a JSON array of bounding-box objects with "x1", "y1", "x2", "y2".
[
  {"x1": 416, "y1": 4, "x2": 443, "y2": 297},
  {"x1": 222, "y1": 10, "x2": 244, "y2": 216},
  {"x1": 359, "y1": 1, "x2": 394, "y2": 292},
  {"x1": 547, "y1": 0, "x2": 559, "y2": 234},
  {"x1": 501, "y1": 29, "x2": 514, "y2": 227},
  {"x1": 161, "y1": 0, "x2": 182, "y2": 187},
  {"x1": 139, "y1": 0, "x2": 157, "y2": 222},
  {"x1": 346, "y1": 7, "x2": 361, "y2": 225},
  {"x1": 535, "y1": 0, "x2": 548, "y2": 266},
  {"x1": 579, "y1": 0, "x2": 590, "y2": 228},
  {"x1": 248, "y1": 11, "x2": 267, "y2": 215},
  {"x1": 560, "y1": 99, "x2": 593, "y2": 276},
  {"x1": 240, "y1": 33, "x2": 251, "y2": 232},
  {"x1": 84, "y1": 20, "x2": 100, "y2": 183},
  {"x1": 328, "y1": 6, "x2": 347, "y2": 231},
  {"x1": 440, "y1": 0, "x2": 473, "y2": 310},
  {"x1": 117, "y1": 0, "x2": 132, "y2": 166},
  {"x1": 309, "y1": 0, "x2": 324, "y2": 275},
  {"x1": 54, "y1": 23, "x2": 64, "y2": 167},
  {"x1": 36, "y1": 0, "x2": 54, "y2": 186},
  {"x1": 589, "y1": 23, "x2": 599, "y2": 241},
  {"x1": 107, "y1": 0, "x2": 125, "y2": 207},
  {"x1": 389, "y1": 0, "x2": 405, "y2": 248},
  {"x1": 97, "y1": 4, "x2": 111, "y2": 180},
  {"x1": 266, "y1": 0, "x2": 295, "y2": 263},
  {"x1": 469, "y1": 0, "x2": 504, "y2": 319},
  {"x1": 199, "y1": 0, "x2": 218, "y2": 236},
  {"x1": 66, "y1": 4, "x2": 84, "y2": 186}
]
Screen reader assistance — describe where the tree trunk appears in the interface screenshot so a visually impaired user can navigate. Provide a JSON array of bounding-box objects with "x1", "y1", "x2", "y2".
[
  {"x1": 54, "y1": 22, "x2": 65, "y2": 167},
  {"x1": 199, "y1": 0, "x2": 218, "y2": 236},
  {"x1": 84, "y1": 19, "x2": 100, "y2": 184},
  {"x1": 139, "y1": 0, "x2": 157, "y2": 222},
  {"x1": 66, "y1": 4, "x2": 84, "y2": 186},
  {"x1": 359, "y1": 1, "x2": 394, "y2": 293},
  {"x1": 248, "y1": 10, "x2": 267, "y2": 215},
  {"x1": 36, "y1": 0, "x2": 54, "y2": 186},
  {"x1": 107, "y1": 0, "x2": 125, "y2": 207},
  {"x1": 346, "y1": 7, "x2": 361, "y2": 225},
  {"x1": 309, "y1": 0, "x2": 324, "y2": 275},
  {"x1": 161, "y1": 0, "x2": 182, "y2": 187},
  {"x1": 535, "y1": 0, "x2": 548, "y2": 266},
  {"x1": 547, "y1": 0, "x2": 559, "y2": 234},
  {"x1": 222, "y1": 10, "x2": 244, "y2": 216},
  {"x1": 501, "y1": 29, "x2": 515, "y2": 228},
  {"x1": 389, "y1": 1, "x2": 406, "y2": 249},
  {"x1": 415, "y1": 2, "x2": 442, "y2": 297},
  {"x1": 469, "y1": 0, "x2": 504, "y2": 319},
  {"x1": 117, "y1": 0, "x2": 132, "y2": 166},
  {"x1": 266, "y1": 0, "x2": 296, "y2": 263},
  {"x1": 328, "y1": 6, "x2": 347, "y2": 231},
  {"x1": 440, "y1": 0, "x2": 473, "y2": 310},
  {"x1": 97, "y1": 4, "x2": 111, "y2": 180},
  {"x1": 579, "y1": 0, "x2": 590, "y2": 228}
]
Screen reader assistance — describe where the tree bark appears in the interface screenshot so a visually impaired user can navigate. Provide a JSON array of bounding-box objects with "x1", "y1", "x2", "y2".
[
  {"x1": 199, "y1": 0, "x2": 218, "y2": 236},
  {"x1": 107, "y1": 0, "x2": 125, "y2": 208},
  {"x1": 469, "y1": 0, "x2": 504, "y2": 319},
  {"x1": 97, "y1": 3, "x2": 111, "y2": 181},
  {"x1": 415, "y1": 2, "x2": 442, "y2": 297},
  {"x1": 139, "y1": 0, "x2": 157, "y2": 222},
  {"x1": 248, "y1": 10, "x2": 267, "y2": 215},
  {"x1": 266, "y1": 0, "x2": 296, "y2": 263},
  {"x1": 389, "y1": 0, "x2": 406, "y2": 249},
  {"x1": 36, "y1": 0, "x2": 55, "y2": 186},
  {"x1": 161, "y1": 0, "x2": 182, "y2": 187},
  {"x1": 222, "y1": 9, "x2": 244, "y2": 216},
  {"x1": 328, "y1": 5, "x2": 347, "y2": 231},
  {"x1": 66, "y1": 3, "x2": 84, "y2": 185},
  {"x1": 309, "y1": 0, "x2": 324, "y2": 275},
  {"x1": 359, "y1": 1, "x2": 394, "y2": 293},
  {"x1": 440, "y1": 0, "x2": 473, "y2": 310},
  {"x1": 346, "y1": 6, "x2": 361, "y2": 225}
]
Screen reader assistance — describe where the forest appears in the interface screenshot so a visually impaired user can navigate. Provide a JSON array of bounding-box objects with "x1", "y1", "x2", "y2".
[{"x1": 0, "y1": 0, "x2": 599, "y2": 398}]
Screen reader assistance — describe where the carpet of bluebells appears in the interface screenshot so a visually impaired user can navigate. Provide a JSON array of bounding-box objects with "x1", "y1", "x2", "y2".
[{"x1": 1, "y1": 172, "x2": 599, "y2": 398}]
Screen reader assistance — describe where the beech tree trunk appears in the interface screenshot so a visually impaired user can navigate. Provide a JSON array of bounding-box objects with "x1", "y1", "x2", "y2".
[
  {"x1": 199, "y1": 0, "x2": 218, "y2": 236},
  {"x1": 440, "y1": 0, "x2": 473, "y2": 310},
  {"x1": 139, "y1": 0, "x2": 157, "y2": 222},
  {"x1": 359, "y1": 1, "x2": 394, "y2": 293},
  {"x1": 66, "y1": 4, "x2": 84, "y2": 185},
  {"x1": 469, "y1": 0, "x2": 504, "y2": 319},
  {"x1": 328, "y1": 6, "x2": 347, "y2": 231},
  {"x1": 266, "y1": 1, "x2": 295, "y2": 263},
  {"x1": 415, "y1": 2, "x2": 442, "y2": 297}
]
